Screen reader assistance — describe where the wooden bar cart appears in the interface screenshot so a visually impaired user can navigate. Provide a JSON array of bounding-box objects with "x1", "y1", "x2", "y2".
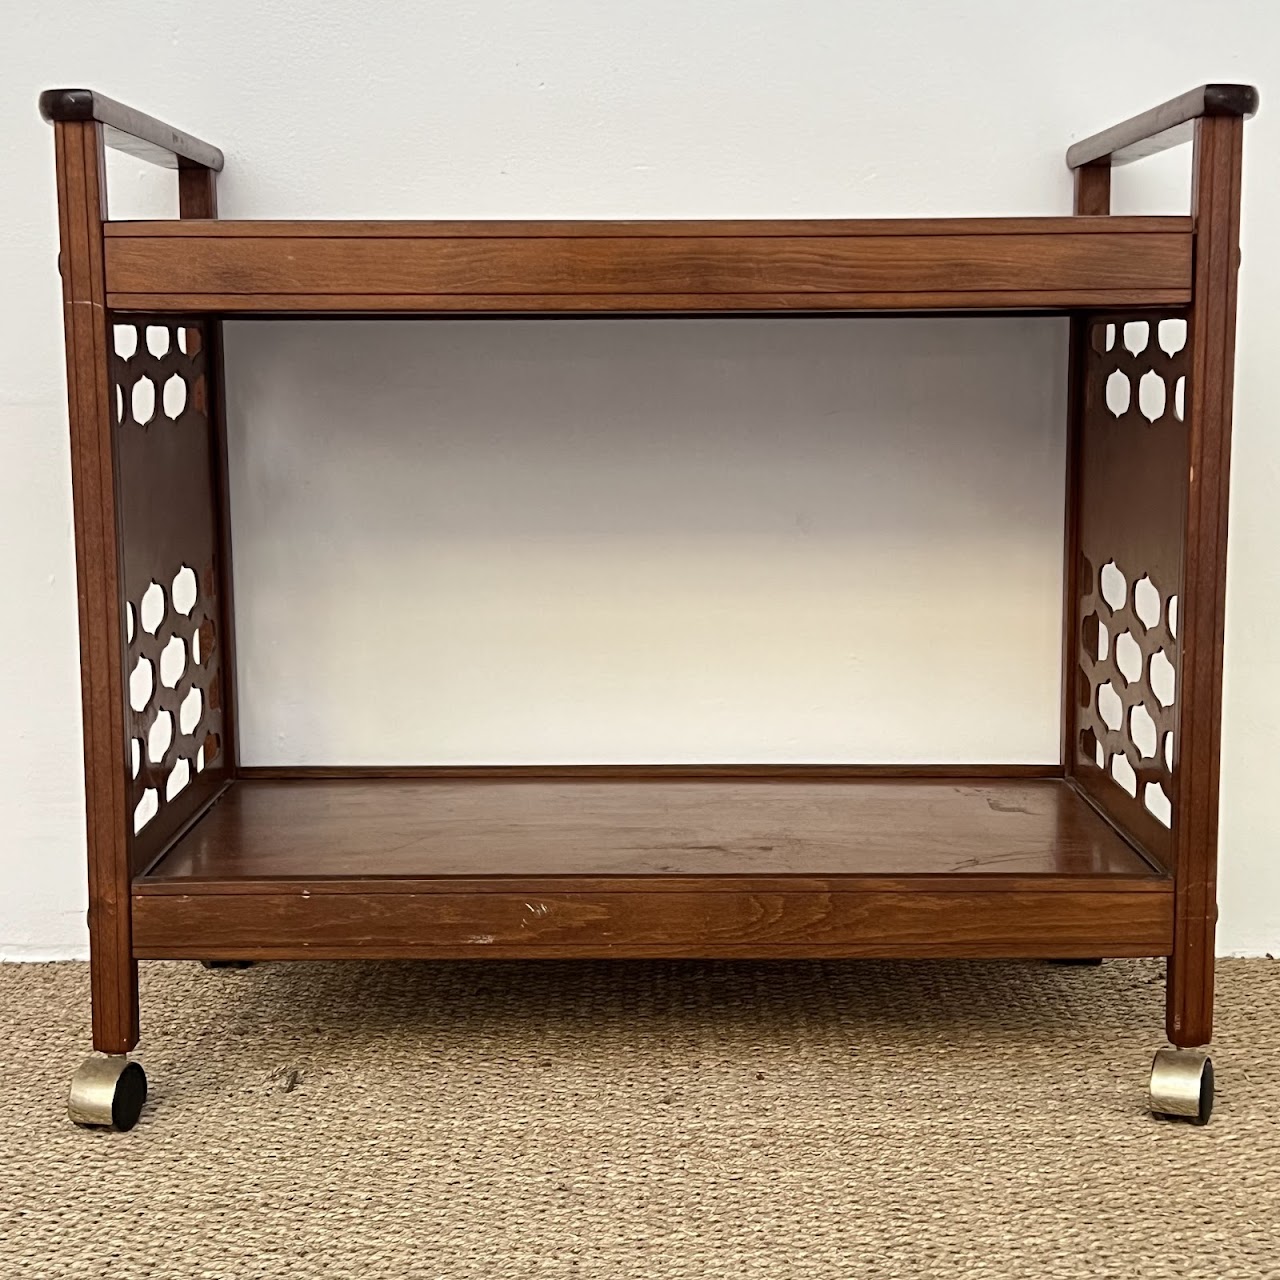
[{"x1": 42, "y1": 83, "x2": 1256, "y2": 1130}]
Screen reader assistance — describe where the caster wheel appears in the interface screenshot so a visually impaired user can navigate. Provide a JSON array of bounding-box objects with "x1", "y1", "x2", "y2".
[
  {"x1": 68, "y1": 1055, "x2": 147, "y2": 1131},
  {"x1": 1047, "y1": 958, "x2": 1104, "y2": 966},
  {"x1": 1149, "y1": 1048, "x2": 1214, "y2": 1125},
  {"x1": 201, "y1": 960, "x2": 255, "y2": 970}
]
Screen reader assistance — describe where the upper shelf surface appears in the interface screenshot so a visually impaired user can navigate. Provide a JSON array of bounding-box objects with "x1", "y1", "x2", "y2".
[{"x1": 103, "y1": 216, "x2": 1192, "y2": 315}]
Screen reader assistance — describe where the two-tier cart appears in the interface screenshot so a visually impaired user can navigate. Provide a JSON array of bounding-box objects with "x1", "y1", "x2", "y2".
[{"x1": 42, "y1": 83, "x2": 1255, "y2": 1130}]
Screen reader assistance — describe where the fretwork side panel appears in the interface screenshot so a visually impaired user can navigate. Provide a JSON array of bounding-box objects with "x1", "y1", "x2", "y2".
[
  {"x1": 1073, "y1": 315, "x2": 1189, "y2": 867},
  {"x1": 111, "y1": 318, "x2": 228, "y2": 873}
]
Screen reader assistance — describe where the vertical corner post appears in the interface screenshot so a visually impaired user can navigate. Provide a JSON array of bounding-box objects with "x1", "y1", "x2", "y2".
[
  {"x1": 53, "y1": 118, "x2": 138, "y2": 1053},
  {"x1": 1061, "y1": 163, "x2": 1112, "y2": 774},
  {"x1": 1167, "y1": 113, "x2": 1245, "y2": 1046}
]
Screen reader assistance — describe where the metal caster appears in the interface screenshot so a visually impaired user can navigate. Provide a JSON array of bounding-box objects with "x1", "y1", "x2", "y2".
[
  {"x1": 1149, "y1": 1048, "x2": 1214, "y2": 1125},
  {"x1": 201, "y1": 960, "x2": 255, "y2": 970},
  {"x1": 68, "y1": 1055, "x2": 148, "y2": 1131}
]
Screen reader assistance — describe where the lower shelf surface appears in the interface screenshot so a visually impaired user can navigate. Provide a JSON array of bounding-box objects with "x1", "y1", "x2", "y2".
[
  {"x1": 145, "y1": 776, "x2": 1156, "y2": 882},
  {"x1": 132, "y1": 777, "x2": 1172, "y2": 960}
]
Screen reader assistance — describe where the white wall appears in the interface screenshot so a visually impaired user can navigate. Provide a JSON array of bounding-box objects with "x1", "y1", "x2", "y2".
[
  {"x1": 226, "y1": 317, "x2": 1066, "y2": 767},
  {"x1": 2, "y1": 1, "x2": 1276, "y2": 957}
]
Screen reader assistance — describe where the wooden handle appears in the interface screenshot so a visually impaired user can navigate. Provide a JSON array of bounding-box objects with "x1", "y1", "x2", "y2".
[
  {"x1": 1067, "y1": 84, "x2": 1257, "y2": 170},
  {"x1": 39, "y1": 88, "x2": 224, "y2": 172}
]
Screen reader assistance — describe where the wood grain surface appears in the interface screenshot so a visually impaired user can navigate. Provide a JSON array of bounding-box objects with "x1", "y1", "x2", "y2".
[
  {"x1": 39, "y1": 86, "x2": 1251, "y2": 1043},
  {"x1": 131, "y1": 888, "x2": 1172, "y2": 960},
  {"x1": 1166, "y1": 114, "x2": 1246, "y2": 1048},
  {"x1": 53, "y1": 119, "x2": 139, "y2": 1053},
  {"x1": 1067, "y1": 83, "x2": 1258, "y2": 169},
  {"x1": 103, "y1": 216, "x2": 1193, "y2": 238},
  {"x1": 40, "y1": 88, "x2": 225, "y2": 171},
  {"x1": 140, "y1": 777, "x2": 1160, "y2": 884},
  {"x1": 102, "y1": 219, "x2": 1192, "y2": 314}
]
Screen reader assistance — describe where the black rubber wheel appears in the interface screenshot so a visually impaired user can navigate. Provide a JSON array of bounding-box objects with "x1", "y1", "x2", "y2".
[
  {"x1": 111, "y1": 1062, "x2": 148, "y2": 1132},
  {"x1": 201, "y1": 960, "x2": 255, "y2": 970}
]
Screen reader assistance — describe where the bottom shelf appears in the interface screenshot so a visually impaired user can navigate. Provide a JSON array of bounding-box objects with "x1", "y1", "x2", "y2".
[{"x1": 132, "y1": 776, "x2": 1172, "y2": 960}]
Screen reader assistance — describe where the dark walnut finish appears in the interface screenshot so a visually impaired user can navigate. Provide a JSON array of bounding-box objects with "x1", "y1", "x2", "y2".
[
  {"x1": 1060, "y1": 104, "x2": 1248, "y2": 1047},
  {"x1": 111, "y1": 316, "x2": 231, "y2": 875},
  {"x1": 1070, "y1": 307, "x2": 1188, "y2": 867},
  {"x1": 237, "y1": 763, "x2": 1065, "y2": 781},
  {"x1": 140, "y1": 777, "x2": 1160, "y2": 883},
  {"x1": 48, "y1": 94, "x2": 228, "y2": 1055},
  {"x1": 102, "y1": 217, "x2": 1191, "y2": 314},
  {"x1": 53, "y1": 118, "x2": 138, "y2": 1054},
  {"x1": 1067, "y1": 83, "x2": 1258, "y2": 169},
  {"x1": 134, "y1": 777, "x2": 1170, "y2": 962},
  {"x1": 132, "y1": 891, "x2": 1172, "y2": 962},
  {"x1": 40, "y1": 88, "x2": 224, "y2": 172},
  {"x1": 1165, "y1": 112, "x2": 1245, "y2": 1046},
  {"x1": 43, "y1": 85, "x2": 1252, "y2": 1073}
]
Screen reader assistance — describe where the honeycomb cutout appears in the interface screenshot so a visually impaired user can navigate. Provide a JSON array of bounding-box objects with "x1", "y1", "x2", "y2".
[
  {"x1": 111, "y1": 319, "x2": 224, "y2": 841},
  {"x1": 124, "y1": 564, "x2": 223, "y2": 833},
  {"x1": 1074, "y1": 313, "x2": 1189, "y2": 835},
  {"x1": 1077, "y1": 557, "x2": 1177, "y2": 828},
  {"x1": 114, "y1": 322, "x2": 206, "y2": 431},
  {"x1": 1090, "y1": 318, "x2": 1186, "y2": 429}
]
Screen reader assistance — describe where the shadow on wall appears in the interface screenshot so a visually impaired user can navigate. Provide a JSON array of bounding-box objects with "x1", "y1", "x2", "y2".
[{"x1": 223, "y1": 317, "x2": 1068, "y2": 765}]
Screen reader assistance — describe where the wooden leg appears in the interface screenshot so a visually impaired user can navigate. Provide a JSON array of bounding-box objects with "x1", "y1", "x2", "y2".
[
  {"x1": 1167, "y1": 952, "x2": 1213, "y2": 1049},
  {"x1": 1165, "y1": 115, "x2": 1243, "y2": 1050},
  {"x1": 89, "y1": 939, "x2": 140, "y2": 1054},
  {"x1": 1061, "y1": 123, "x2": 1243, "y2": 1060},
  {"x1": 55, "y1": 127, "x2": 226, "y2": 1082},
  {"x1": 54, "y1": 119, "x2": 139, "y2": 1055}
]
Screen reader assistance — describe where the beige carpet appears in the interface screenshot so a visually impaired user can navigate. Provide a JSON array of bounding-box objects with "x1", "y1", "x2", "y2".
[{"x1": 2, "y1": 958, "x2": 1278, "y2": 1279}]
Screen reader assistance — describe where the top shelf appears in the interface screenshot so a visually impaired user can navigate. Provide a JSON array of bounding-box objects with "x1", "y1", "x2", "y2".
[
  {"x1": 103, "y1": 216, "x2": 1192, "y2": 316},
  {"x1": 47, "y1": 80, "x2": 1258, "y2": 317}
]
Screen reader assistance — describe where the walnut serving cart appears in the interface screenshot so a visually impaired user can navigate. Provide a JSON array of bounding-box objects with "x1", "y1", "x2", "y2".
[{"x1": 42, "y1": 83, "x2": 1255, "y2": 1131}]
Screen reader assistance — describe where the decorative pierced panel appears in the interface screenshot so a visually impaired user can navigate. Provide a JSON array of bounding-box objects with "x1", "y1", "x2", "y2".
[
  {"x1": 111, "y1": 318, "x2": 228, "y2": 872},
  {"x1": 1073, "y1": 315, "x2": 1189, "y2": 866}
]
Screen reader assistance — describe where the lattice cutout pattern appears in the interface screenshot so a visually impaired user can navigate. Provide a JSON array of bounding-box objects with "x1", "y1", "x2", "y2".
[
  {"x1": 113, "y1": 322, "x2": 207, "y2": 431},
  {"x1": 124, "y1": 565, "x2": 223, "y2": 833},
  {"x1": 1077, "y1": 556, "x2": 1177, "y2": 828},
  {"x1": 1075, "y1": 315, "x2": 1189, "y2": 836},
  {"x1": 111, "y1": 320, "x2": 225, "y2": 845},
  {"x1": 1092, "y1": 318, "x2": 1187, "y2": 426}
]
